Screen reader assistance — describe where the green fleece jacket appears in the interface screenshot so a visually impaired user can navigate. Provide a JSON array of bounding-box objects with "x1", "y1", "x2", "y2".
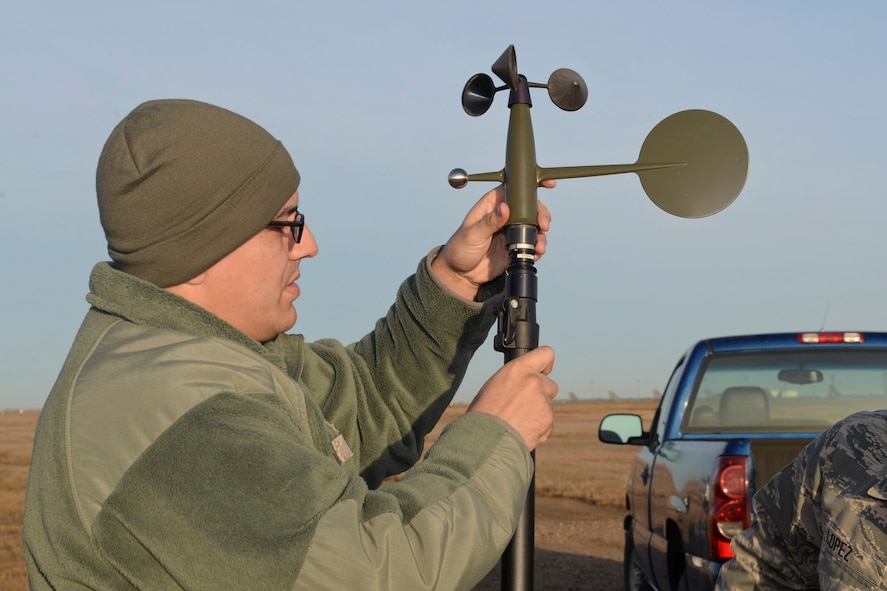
[{"x1": 22, "y1": 254, "x2": 534, "y2": 590}]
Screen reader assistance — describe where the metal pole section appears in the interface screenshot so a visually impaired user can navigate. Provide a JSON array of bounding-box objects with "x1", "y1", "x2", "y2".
[{"x1": 496, "y1": 224, "x2": 539, "y2": 591}]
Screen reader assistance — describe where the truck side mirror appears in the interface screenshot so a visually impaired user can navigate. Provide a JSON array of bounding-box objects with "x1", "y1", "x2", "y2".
[{"x1": 599, "y1": 414, "x2": 647, "y2": 445}]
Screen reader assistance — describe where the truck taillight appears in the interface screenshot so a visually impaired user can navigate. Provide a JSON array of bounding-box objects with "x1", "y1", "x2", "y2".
[{"x1": 710, "y1": 456, "x2": 750, "y2": 561}]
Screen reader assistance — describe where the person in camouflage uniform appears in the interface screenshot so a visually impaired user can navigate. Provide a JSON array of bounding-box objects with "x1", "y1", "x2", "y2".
[{"x1": 715, "y1": 410, "x2": 887, "y2": 590}]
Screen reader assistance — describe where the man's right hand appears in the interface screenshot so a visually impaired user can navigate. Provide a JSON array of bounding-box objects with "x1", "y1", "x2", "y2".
[{"x1": 467, "y1": 346, "x2": 558, "y2": 451}]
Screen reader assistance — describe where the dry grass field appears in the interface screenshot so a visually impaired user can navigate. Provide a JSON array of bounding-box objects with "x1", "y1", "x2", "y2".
[
  {"x1": 0, "y1": 410, "x2": 37, "y2": 591},
  {"x1": 1, "y1": 399, "x2": 658, "y2": 590}
]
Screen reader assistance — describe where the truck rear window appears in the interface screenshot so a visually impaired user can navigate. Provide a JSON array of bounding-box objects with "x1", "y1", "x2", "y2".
[{"x1": 683, "y1": 349, "x2": 887, "y2": 433}]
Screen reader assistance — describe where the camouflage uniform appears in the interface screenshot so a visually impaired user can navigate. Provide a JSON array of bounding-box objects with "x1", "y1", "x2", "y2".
[{"x1": 716, "y1": 410, "x2": 887, "y2": 590}]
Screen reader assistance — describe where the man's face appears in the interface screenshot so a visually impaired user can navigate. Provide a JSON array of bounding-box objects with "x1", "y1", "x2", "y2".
[{"x1": 199, "y1": 190, "x2": 318, "y2": 342}]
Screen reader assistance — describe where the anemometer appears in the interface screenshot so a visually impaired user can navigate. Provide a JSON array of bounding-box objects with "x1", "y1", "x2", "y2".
[{"x1": 448, "y1": 45, "x2": 749, "y2": 591}]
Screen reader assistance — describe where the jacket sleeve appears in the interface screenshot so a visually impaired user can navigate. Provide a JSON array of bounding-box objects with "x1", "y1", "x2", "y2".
[
  {"x1": 272, "y1": 250, "x2": 504, "y2": 486},
  {"x1": 294, "y1": 412, "x2": 533, "y2": 590},
  {"x1": 90, "y1": 393, "x2": 533, "y2": 591}
]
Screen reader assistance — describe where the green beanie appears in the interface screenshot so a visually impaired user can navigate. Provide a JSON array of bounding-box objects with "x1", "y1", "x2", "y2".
[{"x1": 96, "y1": 99, "x2": 301, "y2": 287}]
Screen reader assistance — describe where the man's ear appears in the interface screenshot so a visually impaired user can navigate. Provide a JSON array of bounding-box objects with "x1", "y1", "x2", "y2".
[
  {"x1": 183, "y1": 271, "x2": 207, "y2": 286},
  {"x1": 164, "y1": 271, "x2": 207, "y2": 300}
]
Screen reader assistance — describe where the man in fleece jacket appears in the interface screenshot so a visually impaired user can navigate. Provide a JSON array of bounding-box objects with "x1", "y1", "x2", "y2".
[{"x1": 23, "y1": 98, "x2": 558, "y2": 590}]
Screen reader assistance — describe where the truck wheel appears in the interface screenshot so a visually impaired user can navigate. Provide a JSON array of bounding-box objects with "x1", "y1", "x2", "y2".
[{"x1": 624, "y1": 532, "x2": 654, "y2": 591}]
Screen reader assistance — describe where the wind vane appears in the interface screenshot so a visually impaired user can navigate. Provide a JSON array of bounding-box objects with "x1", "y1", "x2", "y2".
[{"x1": 448, "y1": 45, "x2": 749, "y2": 591}]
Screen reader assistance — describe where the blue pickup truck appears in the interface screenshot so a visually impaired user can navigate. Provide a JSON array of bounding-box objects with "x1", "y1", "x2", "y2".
[{"x1": 599, "y1": 331, "x2": 887, "y2": 591}]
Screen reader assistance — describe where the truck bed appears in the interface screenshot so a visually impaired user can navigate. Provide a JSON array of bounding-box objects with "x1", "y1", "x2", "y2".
[{"x1": 749, "y1": 438, "x2": 813, "y2": 490}]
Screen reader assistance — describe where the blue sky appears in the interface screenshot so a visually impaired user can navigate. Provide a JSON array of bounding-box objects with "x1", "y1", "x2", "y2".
[{"x1": 2, "y1": 1, "x2": 886, "y2": 409}]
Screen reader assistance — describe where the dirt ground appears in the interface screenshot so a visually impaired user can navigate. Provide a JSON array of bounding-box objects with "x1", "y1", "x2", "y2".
[
  {"x1": 0, "y1": 399, "x2": 658, "y2": 590},
  {"x1": 472, "y1": 498, "x2": 627, "y2": 591}
]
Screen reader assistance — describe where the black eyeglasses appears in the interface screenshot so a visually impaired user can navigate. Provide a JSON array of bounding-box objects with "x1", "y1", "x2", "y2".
[{"x1": 267, "y1": 211, "x2": 305, "y2": 243}]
